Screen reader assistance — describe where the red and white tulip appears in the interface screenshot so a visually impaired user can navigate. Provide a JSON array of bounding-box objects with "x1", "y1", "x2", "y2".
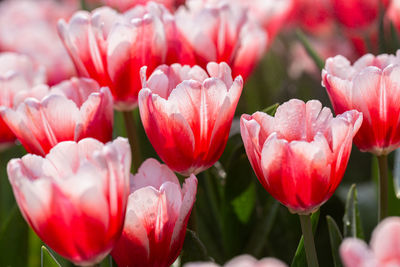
[
  {"x1": 111, "y1": 158, "x2": 197, "y2": 267},
  {"x1": 139, "y1": 62, "x2": 243, "y2": 175}
]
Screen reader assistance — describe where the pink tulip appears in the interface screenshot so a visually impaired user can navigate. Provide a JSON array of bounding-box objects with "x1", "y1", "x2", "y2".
[
  {"x1": 139, "y1": 62, "x2": 243, "y2": 175},
  {"x1": 322, "y1": 52, "x2": 400, "y2": 155},
  {"x1": 240, "y1": 99, "x2": 362, "y2": 214},
  {"x1": 111, "y1": 158, "x2": 198, "y2": 267},
  {"x1": 7, "y1": 137, "x2": 131, "y2": 266},
  {"x1": 104, "y1": 0, "x2": 185, "y2": 12},
  {"x1": 58, "y1": 2, "x2": 195, "y2": 111},
  {"x1": 0, "y1": 78, "x2": 113, "y2": 156},
  {"x1": 175, "y1": 1, "x2": 267, "y2": 81},
  {"x1": 233, "y1": 0, "x2": 292, "y2": 42},
  {"x1": 0, "y1": 52, "x2": 46, "y2": 146},
  {"x1": 185, "y1": 254, "x2": 288, "y2": 267},
  {"x1": 0, "y1": 0, "x2": 76, "y2": 85},
  {"x1": 340, "y1": 217, "x2": 400, "y2": 267}
]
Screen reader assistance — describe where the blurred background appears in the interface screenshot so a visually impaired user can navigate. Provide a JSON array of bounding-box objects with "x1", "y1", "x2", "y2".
[{"x1": 0, "y1": 0, "x2": 399, "y2": 266}]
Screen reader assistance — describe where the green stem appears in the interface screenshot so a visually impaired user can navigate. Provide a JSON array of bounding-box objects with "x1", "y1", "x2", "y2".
[
  {"x1": 295, "y1": 29, "x2": 325, "y2": 71},
  {"x1": 299, "y1": 214, "x2": 319, "y2": 267},
  {"x1": 122, "y1": 111, "x2": 142, "y2": 173},
  {"x1": 377, "y1": 155, "x2": 389, "y2": 221}
]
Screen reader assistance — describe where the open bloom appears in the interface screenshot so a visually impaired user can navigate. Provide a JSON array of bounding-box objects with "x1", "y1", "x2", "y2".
[
  {"x1": 139, "y1": 62, "x2": 243, "y2": 175},
  {"x1": 111, "y1": 158, "x2": 198, "y2": 267},
  {"x1": 240, "y1": 99, "x2": 362, "y2": 214},
  {"x1": 0, "y1": 0, "x2": 76, "y2": 84},
  {"x1": 322, "y1": 52, "x2": 400, "y2": 155},
  {"x1": 1, "y1": 78, "x2": 113, "y2": 156},
  {"x1": 58, "y1": 2, "x2": 194, "y2": 110},
  {"x1": 184, "y1": 255, "x2": 287, "y2": 267},
  {"x1": 0, "y1": 52, "x2": 46, "y2": 145},
  {"x1": 175, "y1": 1, "x2": 267, "y2": 81},
  {"x1": 7, "y1": 137, "x2": 131, "y2": 266},
  {"x1": 340, "y1": 217, "x2": 400, "y2": 267}
]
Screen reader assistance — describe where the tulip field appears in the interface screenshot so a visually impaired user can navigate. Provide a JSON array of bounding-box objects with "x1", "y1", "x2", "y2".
[{"x1": 2, "y1": 0, "x2": 400, "y2": 266}]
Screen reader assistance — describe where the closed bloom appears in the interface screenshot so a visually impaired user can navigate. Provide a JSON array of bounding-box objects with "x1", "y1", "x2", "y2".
[
  {"x1": 340, "y1": 217, "x2": 400, "y2": 267},
  {"x1": 0, "y1": 0, "x2": 76, "y2": 85},
  {"x1": 322, "y1": 52, "x2": 400, "y2": 155},
  {"x1": 111, "y1": 158, "x2": 198, "y2": 267},
  {"x1": 58, "y1": 2, "x2": 194, "y2": 111},
  {"x1": 240, "y1": 99, "x2": 362, "y2": 214},
  {"x1": 0, "y1": 78, "x2": 113, "y2": 156},
  {"x1": 0, "y1": 52, "x2": 46, "y2": 145},
  {"x1": 139, "y1": 62, "x2": 243, "y2": 175},
  {"x1": 7, "y1": 137, "x2": 131, "y2": 266},
  {"x1": 185, "y1": 254, "x2": 288, "y2": 267},
  {"x1": 175, "y1": 1, "x2": 267, "y2": 81}
]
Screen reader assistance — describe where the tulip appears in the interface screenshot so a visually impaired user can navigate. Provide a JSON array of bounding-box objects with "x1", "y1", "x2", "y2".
[
  {"x1": 241, "y1": 99, "x2": 361, "y2": 267},
  {"x1": 289, "y1": 0, "x2": 335, "y2": 35},
  {"x1": 200, "y1": 0, "x2": 292, "y2": 42},
  {"x1": 233, "y1": 0, "x2": 292, "y2": 42},
  {"x1": 111, "y1": 158, "x2": 198, "y2": 267},
  {"x1": 104, "y1": 0, "x2": 185, "y2": 12},
  {"x1": 340, "y1": 217, "x2": 400, "y2": 267},
  {"x1": 330, "y1": 0, "x2": 385, "y2": 29},
  {"x1": 329, "y1": 0, "x2": 389, "y2": 55},
  {"x1": 0, "y1": 77, "x2": 113, "y2": 156},
  {"x1": 184, "y1": 255, "x2": 288, "y2": 267},
  {"x1": 58, "y1": 2, "x2": 195, "y2": 111},
  {"x1": 322, "y1": 52, "x2": 400, "y2": 156},
  {"x1": 240, "y1": 99, "x2": 362, "y2": 214},
  {"x1": 175, "y1": 1, "x2": 267, "y2": 81},
  {"x1": 322, "y1": 52, "x2": 400, "y2": 220},
  {"x1": 0, "y1": 0, "x2": 76, "y2": 85},
  {"x1": 7, "y1": 137, "x2": 131, "y2": 266},
  {"x1": 0, "y1": 52, "x2": 46, "y2": 146},
  {"x1": 139, "y1": 62, "x2": 243, "y2": 175}
]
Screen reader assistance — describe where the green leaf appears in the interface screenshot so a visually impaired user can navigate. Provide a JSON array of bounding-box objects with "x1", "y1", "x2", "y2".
[
  {"x1": 295, "y1": 29, "x2": 325, "y2": 71},
  {"x1": 326, "y1": 216, "x2": 343, "y2": 267},
  {"x1": 262, "y1": 103, "x2": 279, "y2": 116},
  {"x1": 343, "y1": 184, "x2": 364, "y2": 239},
  {"x1": 244, "y1": 199, "x2": 279, "y2": 256},
  {"x1": 290, "y1": 210, "x2": 320, "y2": 267},
  {"x1": 41, "y1": 246, "x2": 61, "y2": 267},
  {"x1": 180, "y1": 230, "x2": 210, "y2": 265},
  {"x1": 0, "y1": 205, "x2": 29, "y2": 267},
  {"x1": 231, "y1": 183, "x2": 256, "y2": 224}
]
